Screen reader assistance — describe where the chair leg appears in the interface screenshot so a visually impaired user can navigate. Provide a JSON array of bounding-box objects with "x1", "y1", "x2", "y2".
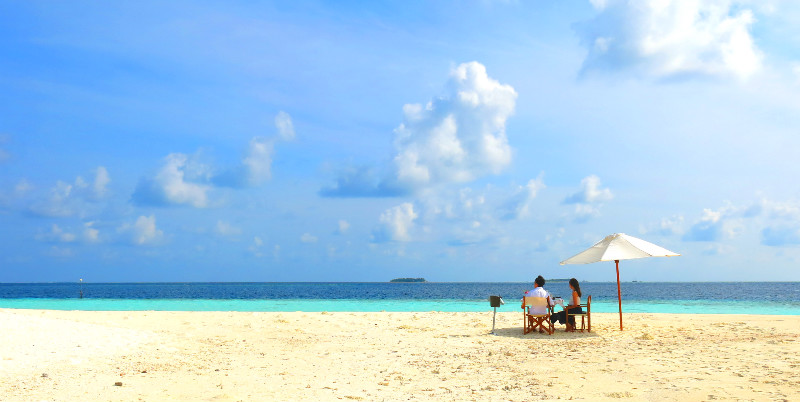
[{"x1": 523, "y1": 314, "x2": 530, "y2": 335}]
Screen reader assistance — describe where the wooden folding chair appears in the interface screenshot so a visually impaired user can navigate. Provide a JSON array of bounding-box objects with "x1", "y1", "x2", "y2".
[
  {"x1": 522, "y1": 297, "x2": 554, "y2": 335},
  {"x1": 565, "y1": 295, "x2": 591, "y2": 332}
]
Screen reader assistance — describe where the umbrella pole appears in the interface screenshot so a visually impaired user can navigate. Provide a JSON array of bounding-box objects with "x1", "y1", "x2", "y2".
[{"x1": 616, "y1": 260, "x2": 623, "y2": 330}]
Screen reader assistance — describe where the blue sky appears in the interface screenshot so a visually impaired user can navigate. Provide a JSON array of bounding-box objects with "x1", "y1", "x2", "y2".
[{"x1": 2, "y1": 0, "x2": 800, "y2": 282}]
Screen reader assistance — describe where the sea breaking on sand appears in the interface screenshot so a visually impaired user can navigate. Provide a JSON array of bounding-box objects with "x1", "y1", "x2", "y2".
[{"x1": 1, "y1": 309, "x2": 798, "y2": 401}]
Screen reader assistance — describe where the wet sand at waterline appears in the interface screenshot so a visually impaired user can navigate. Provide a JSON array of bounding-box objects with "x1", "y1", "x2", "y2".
[{"x1": 1, "y1": 309, "x2": 798, "y2": 401}]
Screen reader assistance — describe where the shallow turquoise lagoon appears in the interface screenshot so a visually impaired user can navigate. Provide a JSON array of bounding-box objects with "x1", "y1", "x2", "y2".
[{"x1": 1, "y1": 298, "x2": 798, "y2": 315}]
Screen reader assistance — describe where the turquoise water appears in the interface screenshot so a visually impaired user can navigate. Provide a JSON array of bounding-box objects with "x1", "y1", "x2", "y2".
[{"x1": 1, "y1": 298, "x2": 798, "y2": 315}]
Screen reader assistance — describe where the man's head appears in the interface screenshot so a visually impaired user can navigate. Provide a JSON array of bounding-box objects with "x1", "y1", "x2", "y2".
[{"x1": 534, "y1": 275, "x2": 545, "y2": 288}]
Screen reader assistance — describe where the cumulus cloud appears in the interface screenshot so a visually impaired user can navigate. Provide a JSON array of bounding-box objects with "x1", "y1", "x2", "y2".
[
  {"x1": 300, "y1": 233, "x2": 318, "y2": 243},
  {"x1": 139, "y1": 112, "x2": 295, "y2": 201},
  {"x1": 213, "y1": 137, "x2": 278, "y2": 188},
  {"x1": 275, "y1": 111, "x2": 295, "y2": 141},
  {"x1": 680, "y1": 198, "x2": 800, "y2": 245},
  {"x1": 683, "y1": 208, "x2": 726, "y2": 241},
  {"x1": 319, "y1": 166, "x2": 405, "y2": 197},
  {"x1": 216, "y1": 220, "x2": 242, "y2": 237},
  {"x1": 23, "y1": 167, "x2": 111, "y2": 217},
  {"x1": 214, "y1": 111, "x2": 294, "y2": 187},
  {"x1": 119, "y1": 215, "x2": 165, "y2": 246},
  {"x1": 373, "y1": 203, "x2": 418, "y2": 242},
  {"x1": 499, "y1": 175, "x2": 546, "y2": 220},
  {"x1": 29, "y1": 181, "x2": 75, "y2": 217},
  {"x1": 74, "y1": 166, "x2": 111, "y2": 200},
  {"x1": 562, "y1": 175, "x2": 612, "y2": 223},
  {"x1": 83, "y1": 221, "x2": 100, "y2": 243},
  {"x1": 322, "y1": 61, "x2": 517, "y2": 197},
  {"x1": 242, "y1": 137, "x2": 274, "y2": 184},
  {"x1": 337, "y1": 220, "x2": 350, "y2": 235},
  {"x1": 564, "y1": 175, "x2": 613, "y2": 204},
  {"x1": 641, "y1": 215, "x2": 685, "y2": 236},
  {"x1": 757, "y1": 199, "x2": 800, "y2": 246},
  {"x1": 249, "y1": 236, "x2": 265, "y2": 257},
  {"x1": 761, "y1": 225, "x2": 800, "y2": 246},
  {"x1": 577, "y1": 0, "x2": 763, "y2": 81},
  {"x1": 573, "y1": 204, "x2": 601, "y2": 223},
  {"x1": 35, "y1": 224, "x2": 77, "y2": 243},
  {"x1": 93, "y1": 167, "x2": 111, "y2": 198},
  {"x1": 132, "y1": 153, "x2": 211, "y2": 208}
]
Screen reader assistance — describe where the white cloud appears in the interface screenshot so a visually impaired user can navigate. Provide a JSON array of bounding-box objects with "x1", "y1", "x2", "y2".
[
  {"x1": 761, "y1": 225, "x2": 800, "y2": 246},
  {"x1": 322, "y1": 61, "x2": 517, "y2": 197},
  {"x1": 29, "y1": 181, "x2": 75, "y2": 217},
  {"x1": 275, "y1": 111, "x2": 295, "y2": 141},
  {"x1": 24, "y1": 166, "x2": 110, "y2": 217},
  {"x1": 681, "y1": 198, "x2": 800, "y2": 245},
  {"x1": 589, "y1": 0, "x2": 608, "y2": 10},
  {"x1": 242, "y1": 137, "x2": 274, "y2": 185},
  {"x1": 15, "y1": 179, "x2": 33, "y2": 196},
  {"x1": 573, "y1": 204, "x2": 600, "y2": 223},
  {"x1": 300, "y1": 233, "x2": 318, "y2": 243},
  {"x1": 337, "y1": 220, "x2": 350, "y2": 234},
  {"x1": 578, "y1": 0, "x2": 763, "y2": 81},
  {"x1": 83, "y1": 222, "x2": 100, "y2": 243},
  {"x1": 93, "y1": 166, "x2": 110, "y2": 198},
  {"x1": 392, "y1": 62, "x2": 516, "y2": 189},
  {"x1": 212, "y1": 137, "x2": 276, "y2": 188},
  {"x1": 36, "y1": 224, "x2": 77, "y2": 243},
  {"x1": 683, "y1": 208, "x2": 726, "y2": 241},
  {"x1": 499, "y1": 175, "x2": 546, "y2": 220},
  {"x1": 75, "y1": 166, "x2": 111, "y2": 200},
  {"x1": 373, "y1": 203, "x2": 418, "y2": 242},
  {"x1": 119, "y1": 215, "x2": 165, "y2": 246},
  {"x1": 132, "y1": 153, "x2": 210, "y2": 208},
  {"x1": 249, "y1": 236, "x2": 265, "y2": 257},
  {"x1": 216, "y1": 220, "x2": 242, "y2": 237},
  {"x1": 565, "y1": 175, "x2": 613, "y2": 204},
  {"x1": 641, "y1": 215, "x2": 685, "y2": 236}
]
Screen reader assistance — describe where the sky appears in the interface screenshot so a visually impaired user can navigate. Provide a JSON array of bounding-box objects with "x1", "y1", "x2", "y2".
[{"x1": 1, "y1": 0, "x2": 800, "y2": 283}]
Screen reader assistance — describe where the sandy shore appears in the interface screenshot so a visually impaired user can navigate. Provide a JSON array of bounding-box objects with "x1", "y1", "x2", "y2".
[{"x1": 1, "y1": 309, "x2": 798, "y2": 402}]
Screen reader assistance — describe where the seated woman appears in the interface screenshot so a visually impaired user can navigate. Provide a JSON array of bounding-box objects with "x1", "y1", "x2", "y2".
[{"x1": 550, "y1": 278, "x2": 583, "y2": 331}]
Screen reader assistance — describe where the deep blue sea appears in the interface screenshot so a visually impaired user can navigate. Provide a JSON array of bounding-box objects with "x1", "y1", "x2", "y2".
[{"x1": 0, "y1": 282, "x2": 798, "y2": 314}]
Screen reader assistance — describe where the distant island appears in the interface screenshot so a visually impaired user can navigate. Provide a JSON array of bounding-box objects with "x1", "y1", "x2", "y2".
[{"x1": 390, "y1": 278, "x2": 427, "y2": 283}]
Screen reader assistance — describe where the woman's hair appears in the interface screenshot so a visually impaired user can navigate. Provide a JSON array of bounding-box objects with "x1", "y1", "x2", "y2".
[
  {"x1": 534, "y1": 275, "x2": 545, "y2": 287},
  {"x1": 569, "y1": 278, "x2": 582, "y2": 297}
]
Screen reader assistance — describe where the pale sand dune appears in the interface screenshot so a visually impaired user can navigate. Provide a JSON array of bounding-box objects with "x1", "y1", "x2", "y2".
[{"x1": 1, "y1": 309, "x2": 798, "y2": 402}]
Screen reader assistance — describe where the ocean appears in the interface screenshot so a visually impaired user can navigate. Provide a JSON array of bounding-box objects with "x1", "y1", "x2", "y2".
[{"x1": 0, "y1": 282, "x2": 798, "y2": 315}]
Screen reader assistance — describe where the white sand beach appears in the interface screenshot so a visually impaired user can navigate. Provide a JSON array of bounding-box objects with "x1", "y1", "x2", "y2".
[{"x1": 1, "y1": 309, "x2": 798, "y2": 402}]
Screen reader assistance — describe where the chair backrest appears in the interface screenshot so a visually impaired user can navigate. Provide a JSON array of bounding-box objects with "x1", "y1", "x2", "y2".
[
  {"x1": 523, "y1": 296, "x2": 548, "y2": 308},
  {"x1": 572, "y1": 295, "x2": 591, "y2": 314},
  {"x1": 523, "y1": 297, "x2": 550, "y2": 315}
]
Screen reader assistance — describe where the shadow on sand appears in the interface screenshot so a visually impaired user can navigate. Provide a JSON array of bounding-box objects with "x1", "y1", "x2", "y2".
[{"x1": 488, "y1": 325, "x2": 601, "y2": 340}]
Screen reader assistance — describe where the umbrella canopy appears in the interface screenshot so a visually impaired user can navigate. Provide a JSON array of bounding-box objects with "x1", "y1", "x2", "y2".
[{"x1": 560, "y1": 233, "x2": 679, "y2": 330}]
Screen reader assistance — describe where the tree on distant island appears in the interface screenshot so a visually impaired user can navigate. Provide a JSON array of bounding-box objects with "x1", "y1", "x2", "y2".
[{"x1": 390, "y1": 278, "x2": 427, "y2": 283}]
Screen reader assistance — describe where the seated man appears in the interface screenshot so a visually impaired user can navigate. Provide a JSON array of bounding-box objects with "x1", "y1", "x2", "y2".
[{"x1": 523, "y1": 275, "x2": 554, "y2": 315}]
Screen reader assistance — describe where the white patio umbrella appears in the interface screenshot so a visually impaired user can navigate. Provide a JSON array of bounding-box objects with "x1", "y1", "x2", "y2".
[{"x1": 559, "y1": 233, "x2": 680, "y2": 330}]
